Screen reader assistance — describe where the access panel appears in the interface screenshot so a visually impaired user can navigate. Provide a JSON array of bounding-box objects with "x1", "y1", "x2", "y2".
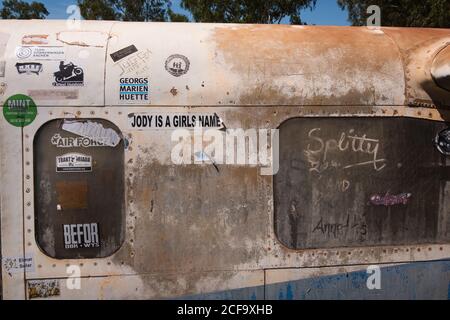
[{"x1": 34, "y1": 119, "x2": 124, "y2": 258}]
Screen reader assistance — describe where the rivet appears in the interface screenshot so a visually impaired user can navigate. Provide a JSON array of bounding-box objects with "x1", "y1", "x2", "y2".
[
  {"x1": 27, "y1": 215, "x2": 31, "y2": 220},
  {"x1": 25, "y1": 188, "x2": 30, "y2": 193},
  {"x1": 90, "y1": 111, "x2": 95, "y2": 115},
  {"x1": 27, "y1": 202, "x2": 31, "y2": 206},
  {"x1": 26, "y1": 174, "x2": 30, "y2": 179},
  {"x1": 79, "y1": 263, "x2": 84, "y2": 267},
  {"x1": 94, "y1": 262, "x2": 98, "y2": 266},
  {"x1": 76, "y1": 111, "x2": 81, "y2": 116},
  {"x1": 52, "y1": 264, "x2": 56, "y2": 268}
]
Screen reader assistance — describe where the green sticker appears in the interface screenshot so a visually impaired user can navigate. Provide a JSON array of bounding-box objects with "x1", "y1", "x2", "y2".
[{"x1": 3, "y1": 94, "x2": 37, "y2": 127}]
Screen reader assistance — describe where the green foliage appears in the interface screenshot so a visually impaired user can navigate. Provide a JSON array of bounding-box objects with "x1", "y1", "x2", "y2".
[
  {"x1": 77, "y1": 0, "x2": 189, "y2": 22},
  {"x1": 337, "y1": 0, "x2": 450, "y2": 27},
  {"x1": 180, "y1": 0, "x2": 316, "y2": 24},
  {"x1": 0, "y1": 0, "x2": 48, "y2": 19}
]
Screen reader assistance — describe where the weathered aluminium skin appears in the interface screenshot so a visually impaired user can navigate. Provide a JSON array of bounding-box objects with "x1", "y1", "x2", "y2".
[{"x1": 0, "y1": 20, "x2": 449, "y2": 299}]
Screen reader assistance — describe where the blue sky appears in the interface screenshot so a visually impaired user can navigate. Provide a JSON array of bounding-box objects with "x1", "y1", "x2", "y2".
[{"x1": 42, "y1": 0, "x2": 349, "y2": 26}]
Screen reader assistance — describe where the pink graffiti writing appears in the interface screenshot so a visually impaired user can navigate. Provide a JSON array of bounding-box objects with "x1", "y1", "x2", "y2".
[{"x1": 370, "y1": 193, "x2": 412, "y2": 206}]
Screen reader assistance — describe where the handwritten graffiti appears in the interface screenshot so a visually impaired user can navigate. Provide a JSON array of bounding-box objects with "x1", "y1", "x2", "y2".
[
  {"x1": 304, "y1": 128, "x2": 387, "y2": 174},
  {"x1": 116, "y1": 48, "x2": 151, "y2": 76},
  {"x1": 369, "y1": 192, "x2": 412, "y2": 206},
  {"x1": 312, "y1": 214, "x2": 367, "y2": 240}
]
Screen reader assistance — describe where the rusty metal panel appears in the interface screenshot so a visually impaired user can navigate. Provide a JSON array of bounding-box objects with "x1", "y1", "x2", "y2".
[
  {"x1": 274, "y1": 117, "x2": 450, "y2": 249},
  {"x1": 33, "y1": 119, "x2": 125, "y2": 259},
  {"x1": 104, "y1": 24, "x2": 406, "y2": 107},
  {"x1": 381, "y1": 27, "x2": 450, "y2": 109}
]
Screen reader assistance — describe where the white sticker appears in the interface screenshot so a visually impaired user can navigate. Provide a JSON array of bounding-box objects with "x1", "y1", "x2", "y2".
[
  {"x1": 128, "y1": 112, "x2": 223, "y2": 130},
  {"x1": 15, "y1": 46, "x2": 65, "y2": 61},
  {"x1": 2, "y1": 254, "x2": 35, "y2": 274},
  {"x1": 56, "y1": 153, "x2": 92, "y2": 172},
  {"x1": 62, "y1": 120, "x2": 121, "y2": 147},
  {"x1": 63, "y1": 223, "x2": 100, "y2": 249}
]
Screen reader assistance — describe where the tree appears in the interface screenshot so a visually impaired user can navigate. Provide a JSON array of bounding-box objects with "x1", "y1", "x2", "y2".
[
  {"x1": 0, "y1": 0, "x2": 48, "y2": 19},
  {"x1": 180, "y1": 0, "x2": 317, "y2": 24},
  {"x1": 77, "y1": 0, "x2": 189, "y2": 22},
  {"x1": 337, "y1": 0, "x2": 450, "y2": 28}
]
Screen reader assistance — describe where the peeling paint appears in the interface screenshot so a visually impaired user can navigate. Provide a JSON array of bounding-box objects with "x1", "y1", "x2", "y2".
[
  {"x1": 56, "y1": 31, "x2": 108, "y2": 47},
  {"x1": 28, "y1": 279, "x2": 60, "y2": 299}
]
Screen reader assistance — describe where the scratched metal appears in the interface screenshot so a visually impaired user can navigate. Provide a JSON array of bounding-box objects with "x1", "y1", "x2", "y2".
[
  {"x1": 274, "y1": 117, "x2": 450, "y2": 249},
  {"x1": 33, "y1": 119, "x2": 125, "y2": 258}
]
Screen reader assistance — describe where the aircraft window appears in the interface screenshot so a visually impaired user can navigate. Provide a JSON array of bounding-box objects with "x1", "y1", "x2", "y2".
[
  {"x1": 274, "y1": 117, "x2": 450, "y2": 249},
  {"x1": 34, "y1": 119, "x2": 125, "y2": 258}
]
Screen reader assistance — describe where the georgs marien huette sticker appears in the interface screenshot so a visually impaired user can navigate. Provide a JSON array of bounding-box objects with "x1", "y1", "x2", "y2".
[{"x1": 3, "y1": 94, "x2": 37, "y2": 127}]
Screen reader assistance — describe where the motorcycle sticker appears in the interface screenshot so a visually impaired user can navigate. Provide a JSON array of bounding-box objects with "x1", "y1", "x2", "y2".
[{"x1": 52, "y1": 61, "x2": 84, "y2": 86}]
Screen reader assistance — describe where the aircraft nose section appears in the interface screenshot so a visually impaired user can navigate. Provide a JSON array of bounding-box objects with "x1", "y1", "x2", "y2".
[{"x1": 431, "y1": 45, "x2": 450, "y2": 91}]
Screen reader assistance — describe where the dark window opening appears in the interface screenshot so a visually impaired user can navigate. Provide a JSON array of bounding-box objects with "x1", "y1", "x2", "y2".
[
  {"x1": 34, "y1": 119, "x2": 125, "y2": 258},
  {"x1": 274, "y1": 117, "x2": 450, "y2": 249}
]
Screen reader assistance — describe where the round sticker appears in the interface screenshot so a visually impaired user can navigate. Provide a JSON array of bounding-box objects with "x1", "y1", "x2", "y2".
[
  {"x1": 165, "y1": 54, "x2": 190, "y2": 77},
  {"x1": 3, "y1": 94, "x2": 37, "y2": 127}
]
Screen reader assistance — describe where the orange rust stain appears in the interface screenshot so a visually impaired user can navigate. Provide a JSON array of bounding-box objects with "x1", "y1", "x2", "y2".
[
  {"x1": 212, "y1": 25, "x2": 405, "y2": 105},
  {"x1": 56, "y1": 180, "x2": 88, "y2": 209},
  {"x1": 382, "y1": 27, "x2": 450, "y2": 52},
  {"x1": 213, "y1": 25, "x2": 399, "y2": 75},
  {"x1": 170, "y1": 87, "x2": 178, "y2": 96}
]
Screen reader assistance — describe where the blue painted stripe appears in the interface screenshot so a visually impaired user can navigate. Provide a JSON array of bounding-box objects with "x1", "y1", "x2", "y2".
[
  {"x1": 119, "y1": 84, "x2": 148, "y2": 86},
  {"x1": 119, "y1": 92, "x2": 149, "y2": 94},
  {"x1": 177, "y1": 259, "x2": 450, "y2": 300}
]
